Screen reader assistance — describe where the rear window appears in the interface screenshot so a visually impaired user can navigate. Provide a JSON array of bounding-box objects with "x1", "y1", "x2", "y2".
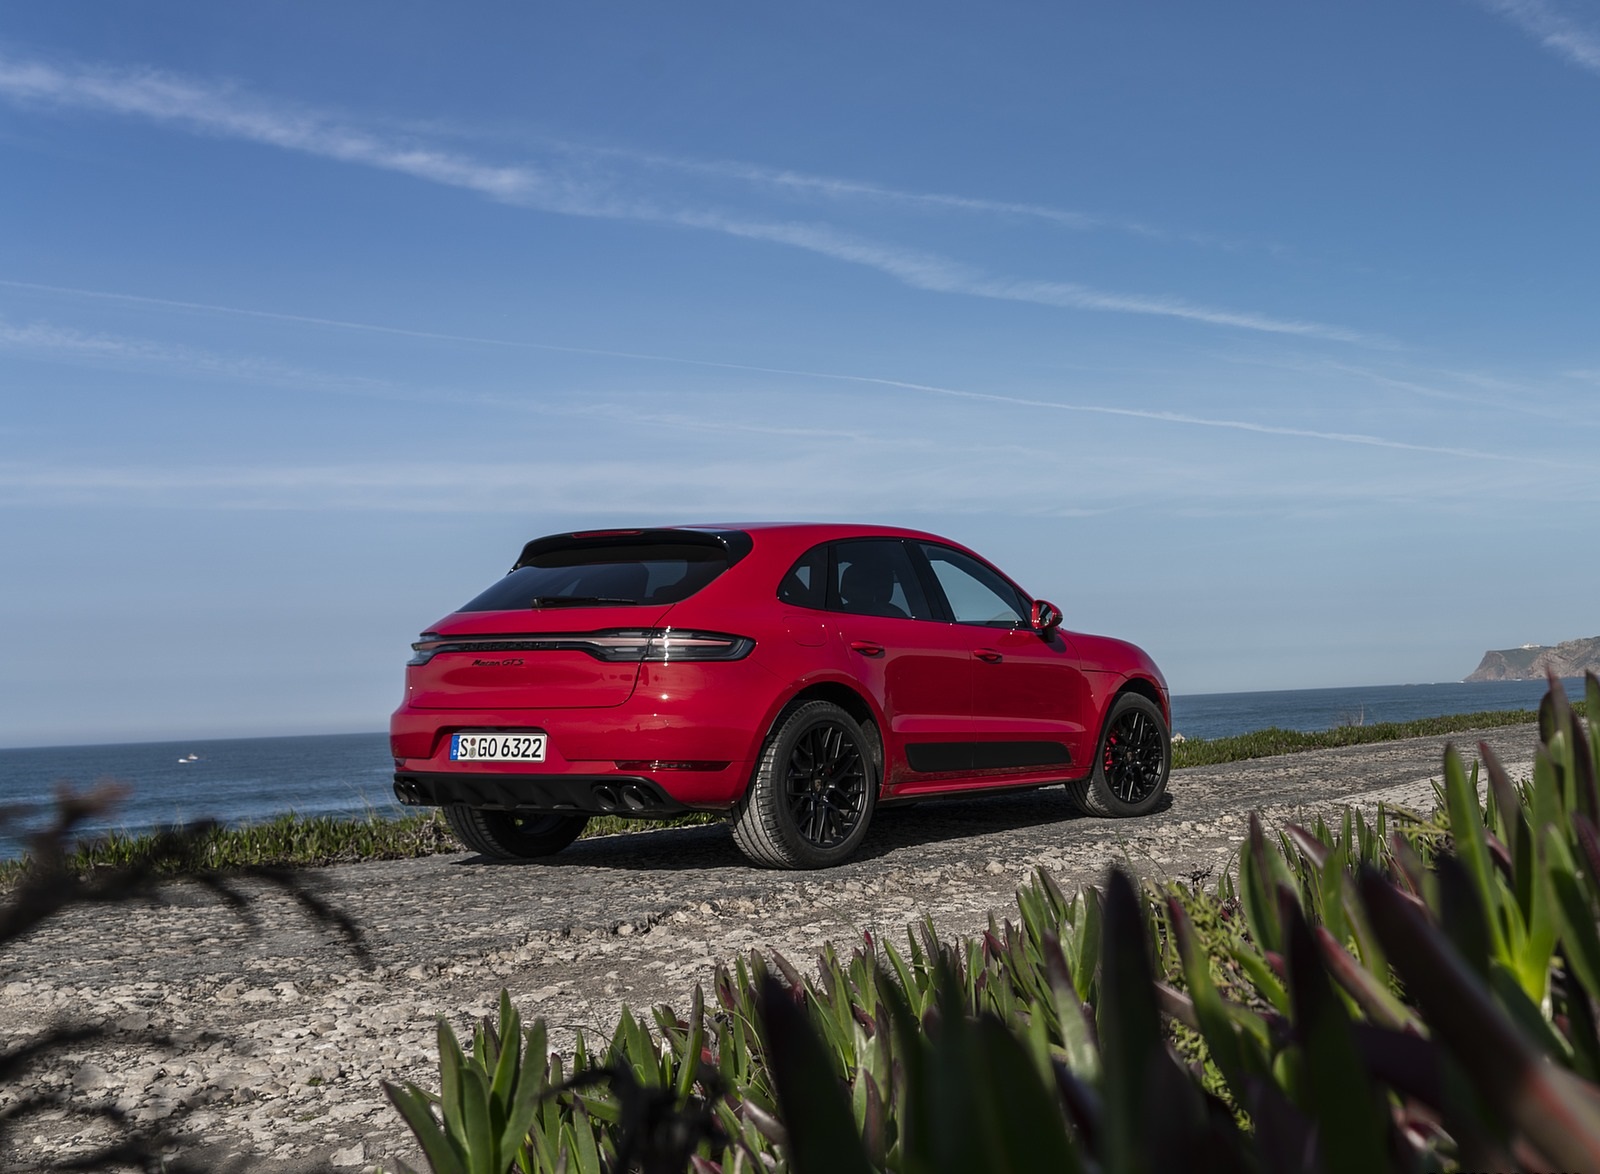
[{"x1": 460, "y1": 541, "x2": 737, "y2": 611}]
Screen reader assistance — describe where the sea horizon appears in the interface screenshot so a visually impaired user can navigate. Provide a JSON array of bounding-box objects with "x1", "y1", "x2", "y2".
[
  {"x1": 2, "y1": 675, "x2": 1578, "y2": 753},
  {"x1": 0, "y1": 676, "x2": 1584, "y2": 860}
]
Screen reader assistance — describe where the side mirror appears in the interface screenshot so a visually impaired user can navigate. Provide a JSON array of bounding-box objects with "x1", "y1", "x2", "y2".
[{"x1": 1031, "y1": 599, "x2": 1062, "y2": 637}]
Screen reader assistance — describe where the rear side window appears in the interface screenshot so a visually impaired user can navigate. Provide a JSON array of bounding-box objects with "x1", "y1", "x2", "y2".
[
  {"x1": 828, "y1": 540, "x2": 934, "y2": 621},
  {"x1": 778, "y1": 544, "x2": 827, "y2": 608},
  {"x1": 461, "y1": 541, "x2": 735, "y2": 611}
]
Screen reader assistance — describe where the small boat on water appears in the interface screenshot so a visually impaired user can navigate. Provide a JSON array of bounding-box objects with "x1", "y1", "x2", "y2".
[{"x1": 178, "y1": 753, "x2": 200, "y2": 763}]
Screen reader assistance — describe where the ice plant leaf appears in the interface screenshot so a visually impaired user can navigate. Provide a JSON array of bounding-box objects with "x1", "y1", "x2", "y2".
[
  {"x1": 1360, "y1": 866, "x2": 1600, "y2": 1172},
  {"x1": 1284, "y1": 823, "x2": 1330, "y2": 870},
  {"x1": 971, "y1": 1014, "x2": 1083, "y2": 1174},
  {"x1": 1571, "y1": 707, "x2": 1600, "y2": 823},
  {"x1": 1434, "y1": 854, "x2": 1492, "y2": 981},
  {"x1": 1230, "y1": 941, "x2": 1290, "y2": 1015},
  {"x1": 1314, "y1": 924, "x2": 1417, "y2": 1031},
  {"x1": 1283, "y1": 887, "x2": 1390, "y2": 1173},
  {"x1": 489, "y1": 990, "x2": 520, "y2": 1106},
  {"x1": 385, "y1": 1081, "x2": 469, "y2": 1174},
  {"x1": 1239, "y1": 813, "x2": 1283, "y2": 956},
  {"x1": 1544, "y1": 827, "x2": 1600, "y2": 997},
  {"x1": 756, "y1": 974, "x2": 876, "y2": 1174},
  {"x1": 1442, "y1": 746, "x2": 1508, "y2": 963},
  {"x1": 458, "y1": 1064, "x2": 496, "y2": 1174},
  {"x1": 1099, "y1": 868, "x2": 1192, "y2": 1173},
  {"x1": 500, "y1": 1016, "x2": 547, "y2": 1164},
  {"x1": 438, "y1": 1017, "x2": 469, "y2": 1151},
  {"x1": 1169, "y1": 896, "x2": 1252, "y2": 1094}
]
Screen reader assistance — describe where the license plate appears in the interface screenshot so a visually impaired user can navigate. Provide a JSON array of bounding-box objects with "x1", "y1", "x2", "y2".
[{"x1": 450, "y1": 732, "x2": 547, "y2": 762}]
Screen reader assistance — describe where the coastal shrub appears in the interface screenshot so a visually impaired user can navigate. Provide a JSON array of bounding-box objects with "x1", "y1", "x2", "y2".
[
  {"x1": 1168, "y1": 702, "x2": 1572, "y2": 769},
  {"x1": 0, "y1": 809, "x2": 725, "y2": 889},
  {"x1": 387, "y1": 674, "x2": 1600, "y2": 1172}
]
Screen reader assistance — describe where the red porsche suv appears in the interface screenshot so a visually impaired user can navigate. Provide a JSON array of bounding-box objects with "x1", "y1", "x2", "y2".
[{"x1": 390, "y1": 523, "x2": 1170, "y2": 869}]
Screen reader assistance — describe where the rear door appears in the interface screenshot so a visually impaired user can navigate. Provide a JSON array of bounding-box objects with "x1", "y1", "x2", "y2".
[{"x1": 823, "y1": 539, "x2": 976, "y2": 786}]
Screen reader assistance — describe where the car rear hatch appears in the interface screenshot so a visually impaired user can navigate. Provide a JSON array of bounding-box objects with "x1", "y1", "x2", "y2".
[{"x1": 405, "y1": 528, "x2": 751, "y2": 711}]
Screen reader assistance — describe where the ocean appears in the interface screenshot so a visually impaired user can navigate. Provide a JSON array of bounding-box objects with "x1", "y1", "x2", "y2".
[
  {"x1": 0, "y1": 678, "x2": 1584, "y2": 860},
  {"x1": 1167, "y1": 677, "x2": 1585, "y2": 741},
  {"x1": 0, "y1": 732, "x2": 398, "y2": 862}
]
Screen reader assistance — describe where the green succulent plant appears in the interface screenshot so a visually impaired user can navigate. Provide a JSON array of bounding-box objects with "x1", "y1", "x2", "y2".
[{"x1": 389, "y1": 676, "x2": 1600, "y2": 1174}]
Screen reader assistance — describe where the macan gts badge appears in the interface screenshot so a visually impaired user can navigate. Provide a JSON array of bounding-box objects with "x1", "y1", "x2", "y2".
[{"x1": 390, "y1": 523, "x2": 1172, "y2": 869}]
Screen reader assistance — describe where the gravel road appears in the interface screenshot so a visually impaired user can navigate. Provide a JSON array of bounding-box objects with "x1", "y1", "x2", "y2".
[{"x1": 0, "y1": 723, "x2": 1542, "y2": 1172}]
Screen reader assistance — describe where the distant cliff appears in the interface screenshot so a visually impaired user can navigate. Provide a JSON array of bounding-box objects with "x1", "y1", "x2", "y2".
[{"x1": 1465, "y1": 636, "x2": 1600, "y2": 682}]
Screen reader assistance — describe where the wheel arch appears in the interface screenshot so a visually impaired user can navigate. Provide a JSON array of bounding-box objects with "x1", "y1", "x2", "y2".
[
  {"x1": 1112, "y1": 675, "x2": 1170, "y2": 727},
  {"x1": 760, "y1": 677, "x2": 885, "y2": 786}
]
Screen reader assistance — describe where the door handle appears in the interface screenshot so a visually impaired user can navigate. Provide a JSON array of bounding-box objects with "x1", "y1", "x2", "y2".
[
  {"x1": 974, "y1": 649, "x2": 1003, "y2": 663},
  {"x1": 849, "y1": 641, "x2": 885, "y2": 657}
]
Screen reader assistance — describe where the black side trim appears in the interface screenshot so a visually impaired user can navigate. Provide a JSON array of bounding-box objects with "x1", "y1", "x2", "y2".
[
  {"x1": 394, "y1": 773, "x2": 692, "y2": 817},
  {"x1": 906, "y1": 741, "x2": 1073, "y2": 773}
]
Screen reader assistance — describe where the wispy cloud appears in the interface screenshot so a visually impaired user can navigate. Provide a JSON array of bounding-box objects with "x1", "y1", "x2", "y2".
[
  {"x1": 1479, "y1": 0, "x2": 1600, "y2": 73},
  {"x1": 800, "y1": 372, "x2": 1528, "y2": 462},
  {"x1": 0, "y1": 54, "x2": 573, "y2": 203},
  {"x1": 0, "y1": 457, "x2": 1111, "y2": 518},
  {"x1": 0, "y1": 314, "x2": 413, "y2": 399},
  {"x1": 0, "y1": 278, "x2": 597, "y2": 351},
  {"x1": 0, "y1": 289, "x2": 1497, "y2": 459},
  {"x1": 1210, "y1": 351, "x2": 1593, "y2": 423},
  {"x1": 0, "y1": 436, "x2": 1576, "y2": 516},
  {"x1": 0, "y1": 52, "x2": 1376, "y2": 344},
  {"x1": 612, "y1": 149, "x2": 1275, "y2": 253}
]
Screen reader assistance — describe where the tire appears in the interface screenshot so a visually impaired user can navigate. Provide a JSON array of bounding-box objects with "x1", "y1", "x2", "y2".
[
  {"x1": 443, "y1": 805, "x2": 589, "y2": 859},
  {"x1": 1064, "y1": 693, "x2": 1170, "y2": 817},
  {"x1": 731, "y1": 700, "x2": 877, "y2": 869}
]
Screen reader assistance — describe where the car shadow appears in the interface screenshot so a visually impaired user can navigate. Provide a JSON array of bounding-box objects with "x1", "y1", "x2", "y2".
[{"x1": 447, "y1": 787, "x2": 1174, "y2": 873}]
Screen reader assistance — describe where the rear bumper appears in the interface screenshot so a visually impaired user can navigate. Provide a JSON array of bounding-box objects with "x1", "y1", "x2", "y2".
[
  {"x1": 394, "y1": 772, "x2": 692, "y2": 817},
  {"x1": 390, "y1": 659, "x2": 778, "y2": 809}
]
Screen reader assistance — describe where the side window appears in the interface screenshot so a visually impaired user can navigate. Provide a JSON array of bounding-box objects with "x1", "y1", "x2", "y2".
[
  {"x1": 918, "y1": 544, "x2": 1029, "y2": 628},
  {"x1": 828, "y1": 540, "x2": 934, "y2": 621},
  {"x1": 777, "y1": 544, "x2": 827, "y2": 609}
]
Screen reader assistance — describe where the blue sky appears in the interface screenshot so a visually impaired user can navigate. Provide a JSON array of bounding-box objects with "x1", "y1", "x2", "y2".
[{"x1": 3, "y1": 2, "x2": 1599, "y2": 747}]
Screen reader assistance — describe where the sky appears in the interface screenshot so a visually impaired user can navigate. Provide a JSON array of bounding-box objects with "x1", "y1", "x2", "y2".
[{"x1": 2, "y1": 2, "x2": 1599, "y2": 747}]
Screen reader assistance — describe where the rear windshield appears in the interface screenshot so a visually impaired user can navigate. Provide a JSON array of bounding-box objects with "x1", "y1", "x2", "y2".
[{"x1": 460, "y1": 541, "x2": 736, "y2": 611}]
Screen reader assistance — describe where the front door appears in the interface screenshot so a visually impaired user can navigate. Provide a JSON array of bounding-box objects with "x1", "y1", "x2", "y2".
[{"x1": 915, "y1": 542, "x2": 1094, "y2": 773}]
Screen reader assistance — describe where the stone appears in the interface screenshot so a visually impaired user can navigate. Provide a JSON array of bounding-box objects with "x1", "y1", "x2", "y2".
[{"x1": 71, "y1": 1063, "x2": 110, "y2": 1091}]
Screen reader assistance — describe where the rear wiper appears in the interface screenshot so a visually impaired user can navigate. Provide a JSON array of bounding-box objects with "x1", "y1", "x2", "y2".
[{"x1": 528, "y1": 596, "x2": 639, "y2": 608}]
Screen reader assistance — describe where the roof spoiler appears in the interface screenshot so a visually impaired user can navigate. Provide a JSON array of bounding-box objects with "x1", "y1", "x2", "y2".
[{"x1": 512, "y1": 528, "x2": 753, "y2": 571}]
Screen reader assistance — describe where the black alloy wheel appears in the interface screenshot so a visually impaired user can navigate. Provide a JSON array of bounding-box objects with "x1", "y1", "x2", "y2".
[
  {"x1": 1101, "y1": 705, "x2": 1167, "y2": 804},
  {"x1": 783, "y1": 721, "x2": 869, "y2": 849},
  {"x1": 732, "y1": 700, "x2": 878, "y2": 869},
  {"x1": 1064, "y1": 692, "x2": 1171, "y2": 818}
]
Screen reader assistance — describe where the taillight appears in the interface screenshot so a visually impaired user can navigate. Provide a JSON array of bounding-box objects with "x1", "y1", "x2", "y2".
[
  {"x1": 645, "y1": 630, "x2": 753, "y2": 661},
  {"x1": 585, "y1": 629, "x2": 755, "y2": 662},
  {"x1": 408, "y1": 628, "x2": 754, "y2": 665},
  {"x1": 408, "y1": 633, "x2": 443, "y2": 666}
]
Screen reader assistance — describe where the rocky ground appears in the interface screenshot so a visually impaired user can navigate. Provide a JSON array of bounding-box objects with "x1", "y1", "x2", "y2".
[{"x1": 0, "y1": 723, "x2": 1542, "y2": 1172}]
